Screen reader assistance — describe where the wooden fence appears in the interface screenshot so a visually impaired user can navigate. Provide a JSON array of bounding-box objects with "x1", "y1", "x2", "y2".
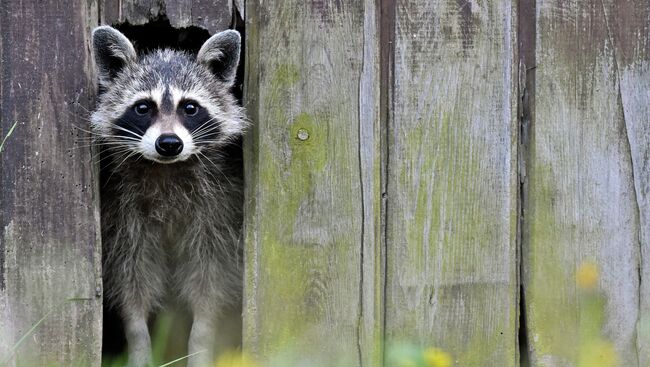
[{"x1": 0, "y1": 0, "x2": 648, "y2": 366}]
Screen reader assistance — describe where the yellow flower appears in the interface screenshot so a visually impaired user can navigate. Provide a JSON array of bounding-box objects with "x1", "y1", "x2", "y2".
[
  {"x1": 214, "y1": 351, "x2": 260, "y2": 367},
  {"x1": 422, "y1": 347, "x2": 452, "y2": 367},
  {"x1": 576, "y1": 262, "x2": 599, "y2": 289}
]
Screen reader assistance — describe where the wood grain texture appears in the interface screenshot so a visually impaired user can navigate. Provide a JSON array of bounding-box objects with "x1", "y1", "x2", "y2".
[
  {"x1": 384, "y1": 1, "x2": 519, "y2": 366},
  {"x1": 604, "y1": 1, "x2": 650, "y2": 365},
  {"x1": 0, "y1": 1, "x2": 102, "y2": 365},
  {"x1": 243, "y1": 0, "x2": 382, "y2": 365},
  {"x1": 102, "y1": 0, "x2": 232, "y2": 33},
  {"x1": 522, "y1": 1, "x2": 643, "y2": 365}
]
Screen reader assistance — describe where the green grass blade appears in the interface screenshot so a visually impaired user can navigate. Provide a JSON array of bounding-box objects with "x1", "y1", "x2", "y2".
[
  {"x1": 0, "y1": 308, "x2": 56, "y2": 366},
  {"x1": 0, "y1": 121, "x2": 18, "y2": 154},
  {"x1": 157, "y1": 350, "x2": 206, "y2": 367},
  {"x1": 0, "y1": 297, "x2": 91, "y2": 366}
]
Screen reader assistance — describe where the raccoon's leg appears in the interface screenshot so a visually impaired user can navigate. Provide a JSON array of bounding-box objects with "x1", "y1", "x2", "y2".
[
  {"x1": 106, "y1": 236, "x2": 166, "y2": 367},
  {"x1": 185, "y1": 271, "x2": 224, "y2": 367},
  {"x1": 178, "y1": 220, "x2": 242, "y2": 367},
  {"x1": 186, "y1": 304, "x2": 242, "y2": 367},
  {"x1": 181, "y1": 258, "x2": 239, "y2": 367},
  {"x1": 120, "y1": 258, "x2": 166, "y2": 367},
  {"x1": 123, "y1": 311, "x2": 152, "y2": 367},
  {"x1": 187, "y1": 307, "x2": 218, "y2": 367}
]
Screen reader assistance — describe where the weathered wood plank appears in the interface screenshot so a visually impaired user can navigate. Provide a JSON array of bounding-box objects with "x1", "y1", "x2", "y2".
[
  {"x1": 243, "y1": 0, "x2": 382, "y2": 365},
  {"x1": 102, "y1": 0, "x2": 232, "y2": 33},
  {"x1": 604, "y1": 1, "x2": 650, "y2": 365},
  {"x1": 0, "y1": 1, "x2": 102, "y2": 365},
  {"x1": 522, "y1": 1, "x2": 642, "y2": 365},
  {"x1": 384, "y1": 1, "x2": 519, "y2": 366}
]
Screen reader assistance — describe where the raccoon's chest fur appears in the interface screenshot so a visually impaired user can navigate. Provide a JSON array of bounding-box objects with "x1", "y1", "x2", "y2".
[
  {"x1": 131, "y1": 173, "x2": 199, "y2": 249},
  {"x1": 104, "y1": 154, "x2": 242, "y2": 243},
  {"x1": 129, "y1": 165, "x2": 203, "y2": 237},
  {"x1": 100, "y1": 149, "x2": 244, "y2": 307}
]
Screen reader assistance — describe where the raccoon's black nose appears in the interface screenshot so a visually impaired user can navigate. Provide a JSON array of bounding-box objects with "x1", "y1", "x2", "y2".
[{"x1": 155, "y1": 134, "x2": 184, "y2": 157}]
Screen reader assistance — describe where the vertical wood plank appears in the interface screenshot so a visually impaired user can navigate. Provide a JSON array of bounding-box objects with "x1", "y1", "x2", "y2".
[
  {"x1": 523, "y1": 1, "x2": 642, "y2": 365},
  {"x1": 384, "y1": 1, "x2": 519, "y2": 366},
  {"x1": 0, "y1": 1, "x2": 102, "y2": 365},
  {"x1": 243, "y1": 0, "x2": 382, "y2": 365},
  {"x1": 604, "y1": 1, "x2": 650, "y2": 365}
]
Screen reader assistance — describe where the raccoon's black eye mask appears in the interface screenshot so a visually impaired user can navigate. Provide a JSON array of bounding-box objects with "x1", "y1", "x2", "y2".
[
  {"x1": 113, "y1": 99, "x2": 157, "y2": 137},
  {"x1": 177, "y1": 100, "x2": 217, "y2": 136}
]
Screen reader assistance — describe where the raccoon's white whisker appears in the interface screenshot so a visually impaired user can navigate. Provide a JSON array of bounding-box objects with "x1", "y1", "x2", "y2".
[
  {"x1": 102, "y1": 135, "x2": 142, "y2": 143},
  {"x1": 77, "y1": 140, "x2": 140, "y2": 153},
  {"x1": 191, "y1": 123, "x2": 215, "y2": 138},
  {"x1": 71, "y1": 125, "x2": 103, "y2": 137},
  {"x1": 198, "y1": 152, "x2": 228, "y2": 163},
  {"x1": 195, "y1": 143, "x2": 229, "y2": 153},
  {"x1": 72, "y1": 142, "x2": 131, "y2": 150},
  {"x1": 111, "y1": 122, "x2": 145, "y2": 137},
  {"x1": 192, "y1": 130, "x2": 221, "y2": 143},
  {"x1": 196, "y1": 151, "x2": 234, "y2": 189},
  {"x1": 102, "y1": 141, "x2": 140, "y2": 149},
  {"x1": 194, "y1": 138, "x2": 223, "y2": 145},
  {"x1": 64, "y1": 108, "x2": 92, "y2": 121},
  {"x1": 66, "y1": 100, "x2": 93, "y2": 114},
  {"x1": 73, "y1": 134, "x2": 106, "y2": 143},
  {"x1": 101, "y1": 153, "x2": 132, "y2": 185},
  {"x1": 193, "y1": 136, "x2": 228, "y2": 147},
  {"x1": 71, "y1": 124, "x2": 94, "y2": 132},
  {"x1": 73, "y1": 136, "x2": 101, "y2": 143},
  {"x1": 76, "y1": 140, "x2": 140, "y2": 153},
  {"x1": 75, "y1": 140, "x2": 141, "y2": 150},
  {"x1": 71, "y1": 102, "x2": 92, "y2": 113},
  {"x1": 94, "y1": 140, "x2": 140, "y2": 154},
  {"x1": 190, "y1": 116, "x2": 220, "y2": 138},
  {"x1": 194, "y1": 154, "x2": 225, "y2": 194},
  {"x1": 108, "y1": 150, "x2": 140, "y2": 178},
  {"x1": 193, "y1": 131, "x2": 223, "y2": 142},
  {"x1": 93, "y1": 146, "x2": 138, "y2": 163},
  {"x1": 95, "y1": 152, "x2": 130, "y2": 167},
  {"x1": 192, "y1": 122, "x2": 222, "y2": 138},
  {"x1": 196, "y1": 148, "x2": 228, "y2": 161},
  {"x1": 70, "y1": 145, "x2": 96, "y2": 150},
  {"x1": 68, "y1": 116, "x2": 93, "y2": 123},
  {"x1": 103, "y1": 122, "x2": 145, "y2": 139},
  {"x1": 73, "y1": 140, "x2": 101, "y2": 146},
  {"x1": 79, "y1": 135, "x2": 141, "y2": 143},
  {"x1": 95, "y1": 148, "x2": 131, "y2": 167}
]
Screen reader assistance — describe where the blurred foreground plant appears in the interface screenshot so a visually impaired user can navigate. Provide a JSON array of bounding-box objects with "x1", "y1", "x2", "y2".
[
  {"x1": 213, "y1": 351, "x2": 260, "y2": 367},
  {"x1": 386, "y1": 344, "x2": 452, "y2": 367},
  {"x1": 2, "y1": 261, "x2": 638, "y2": 367},
  {"x1": 575, "y1": 262, "x2": 618, "y2": 367}
]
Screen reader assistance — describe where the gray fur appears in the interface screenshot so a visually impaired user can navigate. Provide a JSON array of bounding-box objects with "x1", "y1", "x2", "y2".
[
  {"x1": 92, "y1": 26, "x2": 137, "y2": 87},
  {"x1": 197, "y1": 30, "x2": 241, "y2": 86},
  {"x1": 91, "y1": 26, "x2": 245, "y2": 367}
]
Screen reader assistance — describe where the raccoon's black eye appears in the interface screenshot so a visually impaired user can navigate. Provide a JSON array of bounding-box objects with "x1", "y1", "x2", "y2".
[
  {"x1": 183, "y1": 102, "x2": 199, "y2": 116},
  {"x1": 134, "y1": 103, "x2": 151, "y2": 115}
]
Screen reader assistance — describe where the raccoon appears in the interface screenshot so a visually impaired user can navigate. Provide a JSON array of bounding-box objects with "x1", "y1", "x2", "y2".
[{"x1": 90, "y1": 26, "x2": 245, "y2": 367}]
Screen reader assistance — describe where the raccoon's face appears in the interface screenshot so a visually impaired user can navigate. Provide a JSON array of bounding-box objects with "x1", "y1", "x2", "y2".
[{"x1": 90, "y1": 26, "x2": 244, "y2": 164}]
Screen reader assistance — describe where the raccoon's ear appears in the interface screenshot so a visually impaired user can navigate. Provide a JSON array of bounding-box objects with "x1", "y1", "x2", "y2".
[
  {"x1": 197, "y1": 30, "x2": 241, "y2": 86},
  {"x1": 92, "y1": 26, "x2": 136, "y2": 85}
]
